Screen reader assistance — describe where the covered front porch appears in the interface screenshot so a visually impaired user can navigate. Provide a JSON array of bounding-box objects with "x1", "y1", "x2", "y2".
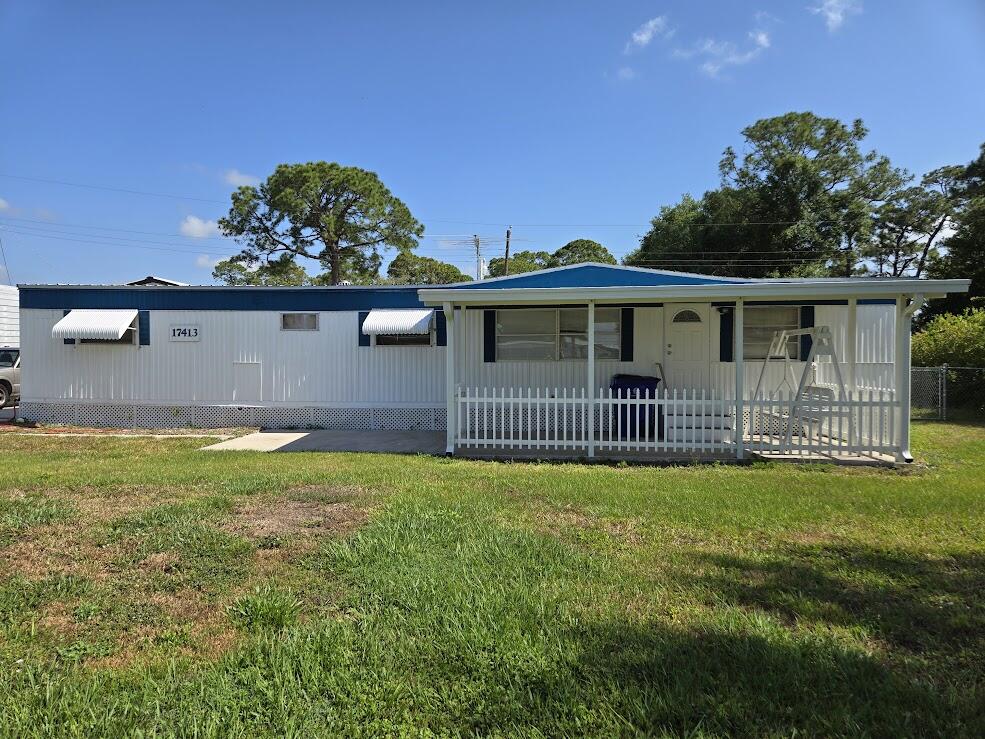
[{"x1": 418, "y1": 264, "x2": 969, "y2": 465}]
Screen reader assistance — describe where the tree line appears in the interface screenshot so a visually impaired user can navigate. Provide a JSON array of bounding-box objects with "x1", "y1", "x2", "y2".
[{"x1": 212, "y1": 113, "x2": 983, "y2": 324}]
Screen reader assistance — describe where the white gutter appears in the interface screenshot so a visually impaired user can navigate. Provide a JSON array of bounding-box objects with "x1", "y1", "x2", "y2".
[{"x1": 417, "y1": 279, "x2": 969, "y2": 306}]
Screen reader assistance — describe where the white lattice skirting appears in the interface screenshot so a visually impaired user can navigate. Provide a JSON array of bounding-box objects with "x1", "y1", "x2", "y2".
[{"x1": 17, "y1": 402, "x2": 446, "y2": 431}]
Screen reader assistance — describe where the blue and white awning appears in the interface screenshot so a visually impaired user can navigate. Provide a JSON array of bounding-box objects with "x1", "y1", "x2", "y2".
[
  {"x1": 52, "y1": 309, "x2": 138, "y2": 340},
  {"x1": 361, "y1": 308, "x2": 434, "y2": 336}
]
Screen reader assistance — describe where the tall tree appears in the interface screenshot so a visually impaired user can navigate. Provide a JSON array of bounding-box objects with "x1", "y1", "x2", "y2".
[
  {"x1": 387, "y1": 252, "x2": 472, "y2": 284},
  {"x1": 487, "y1": 240, "x2": 616, "y2": 277},
  {"x1": 720, "y1": 113, "x2": 907, "y2": 276},
  {"x1": 486, "y1": 250, "x2": 551, "y2": 277},
  {"x1": 218, "y1": 162, "x2": 423, "y2": 285},
  {"x1": 924, "y1": 143, "x2": 985, "y2": 321},
  {"x1": 868, "y1": 167, "x2": 960, "y2": 278},
  {"x1": 550, "y1": 239, "x2": 617, "y2": 266},
  {"x1": 212, "y1": 254, "x2": 311, "y2": 286},
  {"x1": 627, "y1": 112, "x2": 908, "y2": 278}
]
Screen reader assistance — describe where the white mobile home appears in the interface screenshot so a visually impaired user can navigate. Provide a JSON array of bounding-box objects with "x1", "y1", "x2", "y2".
[
  {"x1": 0, "y1": 285, "x2": 17, "y2": 347},
  {"x1": 18, "y1": 264, "x2": 969, "y2": 463}
]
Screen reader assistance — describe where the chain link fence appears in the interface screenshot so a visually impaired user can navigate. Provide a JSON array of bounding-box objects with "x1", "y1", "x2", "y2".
[{"x1": 912, "y1": 366, "x2": 985, "y2": 420}]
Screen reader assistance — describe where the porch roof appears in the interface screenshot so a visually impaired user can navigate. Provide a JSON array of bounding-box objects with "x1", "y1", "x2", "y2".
[{"x1": 418, "y1": 263, "x2": 970, "y2": 306}]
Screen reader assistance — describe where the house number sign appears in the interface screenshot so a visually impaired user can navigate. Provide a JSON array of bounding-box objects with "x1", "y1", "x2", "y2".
[{"x1": 169, "y1": 325, "x2": 201, "y2": 342}]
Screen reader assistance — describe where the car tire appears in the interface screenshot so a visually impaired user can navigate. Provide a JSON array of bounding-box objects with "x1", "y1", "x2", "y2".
[{"x1": 0, "y1": 384, "x2": 8, "y2": 409}]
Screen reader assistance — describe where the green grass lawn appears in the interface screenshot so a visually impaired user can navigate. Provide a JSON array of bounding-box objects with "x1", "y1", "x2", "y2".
[{"x1": 0, "y1": 421, "x2": 982, "y2": 737}]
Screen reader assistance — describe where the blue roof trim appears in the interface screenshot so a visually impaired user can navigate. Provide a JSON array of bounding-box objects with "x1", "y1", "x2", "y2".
[
  {"x1": 454, "y1": 264, "x2": 747, "y2": 289},
  {"x1": 20, "y1": 287, "x2": 426, "y2": 312}
]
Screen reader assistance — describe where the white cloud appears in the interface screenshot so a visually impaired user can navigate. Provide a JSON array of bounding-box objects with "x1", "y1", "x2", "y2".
[
  {"x1": 810, "y1": 0, "x2": 861, "y2": 31},
  {"x1": 0, "y1": 198, "x2": 9, "y2": 212},
  {"x1": 180, "y1": 215, "x2": 221, "y2": 239},
  {"x1": 625, "y1": 16, "x2": 671, "y2": 52},
  {"x1": 675, "y1": 28, "x2": 771, "y2": 78},
  {"x1": 195, "y1": 254, "x2": 221, "y2": 269},
  {"x1": 616, "y1": 66, "x2": 637, "y2": 81},
  {"x1": 223, "y1": 169, "x2": 260, "y2": 187}
]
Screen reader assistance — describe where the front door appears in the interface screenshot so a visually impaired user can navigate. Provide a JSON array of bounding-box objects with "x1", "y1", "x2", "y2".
[{"x1": 663, "y1": 303, "x2": 710, "y2": 391}]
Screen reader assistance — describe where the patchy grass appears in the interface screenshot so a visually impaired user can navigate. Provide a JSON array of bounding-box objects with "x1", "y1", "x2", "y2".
[
  {"x1": 0, "y1": 423, "x2": 981, "y2": 735},
  {"x1": 229, "y1": 585, "x2": 303, "y2": 631}
]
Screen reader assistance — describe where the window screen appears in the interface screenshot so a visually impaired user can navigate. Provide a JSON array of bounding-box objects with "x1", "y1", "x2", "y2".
[
  {"x1": 743, "y1": 306, "x2": 800, "y2": 360},
  {"x1": 281, "y1": 313, "x2": 319, "y2": 331}
]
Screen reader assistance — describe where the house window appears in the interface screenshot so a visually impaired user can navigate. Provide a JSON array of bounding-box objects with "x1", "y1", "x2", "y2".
[
  {"x1": 281, "y1": 313, "x2": 319, "y2": 331},
  {"x1": 743, "y1": 306, "x2": 800, "y2": 360},
  {"x1": 80, "y1": 323, "x2": 137, "y2": 346},
  {"x1": 496, "y1": 308, "x2": 621, "y2": 361},
  {"x1": 375, "y1": 333, "x2": 432, "y2": 346}
]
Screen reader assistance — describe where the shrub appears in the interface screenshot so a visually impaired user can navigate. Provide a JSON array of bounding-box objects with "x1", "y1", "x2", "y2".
[
  {"x1": 228, "y1": 586, "x2": 302, "y2": 631},
  {"x1": 912, "y1": 309, "x2": 985, "y2": 367}
]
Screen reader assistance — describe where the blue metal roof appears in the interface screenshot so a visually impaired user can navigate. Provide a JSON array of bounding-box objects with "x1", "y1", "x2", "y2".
[
  {"x1": 453, "y1": 264, "x2": 749, "y2": 289},
  {"x1": 19, "y1": 286, "x2": 427, "y2": 312}
]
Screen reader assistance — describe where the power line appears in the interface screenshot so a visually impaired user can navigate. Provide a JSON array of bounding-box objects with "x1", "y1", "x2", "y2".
[
  {"x1": 0, "y1": 173, "x2": 227, "y2": 204},
  {"x1": 0, "y1": 227, "x2": 240, "y2": 257},
  {"x1": 0, "y1": 234, "x2": 11, "y2": 284},
  {"x1": 0, "y1": 214, "x2": 232, "y2": 242},
  {"x1": 1, "y1": 172, "x2": 859, "y2": 229}
]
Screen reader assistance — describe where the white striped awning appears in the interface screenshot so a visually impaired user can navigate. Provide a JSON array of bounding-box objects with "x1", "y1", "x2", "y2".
[
  {"x1": 361, "y1": 308, "x2": 434, "y2": 336},
  {"x1": 52, "y1": 309, "x2": 138, "y2": 340}
]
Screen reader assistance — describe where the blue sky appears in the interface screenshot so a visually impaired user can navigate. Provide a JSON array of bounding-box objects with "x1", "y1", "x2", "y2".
[{"x1": 1, "y1": 0, "x2": 983, "y2": 285}]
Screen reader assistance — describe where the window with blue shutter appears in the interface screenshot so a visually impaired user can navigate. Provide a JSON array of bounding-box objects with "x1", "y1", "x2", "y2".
[
  {"x1": 719, "y1": 308, "x2": 734, "y2": 362},
  {"x1": 799, "y1": 306, "x2": 814, "y2": 360},
  {"x1": 436, "y1": 310, "x2": 447, "y2": 347},
  {"x1": 138, "y1": 310, "x2": 150, "y2": 346},
  {"x1": 483, "y1": 310, "x2": 496, "y2": 362},
  {"x1": 620, "y1": 308, "x2": 634, "y2": 362},
  {"x1": 357, "y1": 311, "x2": 370, "y2": 347}
]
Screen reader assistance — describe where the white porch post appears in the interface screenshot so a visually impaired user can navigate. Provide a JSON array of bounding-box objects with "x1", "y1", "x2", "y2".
[
  {"x1": 587, "y1": 301, "x2": 595, "y2": 458},
  {"x1": 895, "y1": 295, "x2": 914, "y2": 462},
  {"x1": 734, "y1": 299, "x2": 745, "y2": 460},
  {"x1": 444, "y1": 301, "x2": 456, "y2": 455},
  {"x1": 846, "y1": 298, "x2": 857, "y2": 394}
]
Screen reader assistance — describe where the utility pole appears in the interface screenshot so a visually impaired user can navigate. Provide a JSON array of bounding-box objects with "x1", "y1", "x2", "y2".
[
  {"x1": 503, "y1": 226, "x2": 512, "y2": 276},
  {"x1": 473, "y1": 234, "x2": 482, "y2": 280}
]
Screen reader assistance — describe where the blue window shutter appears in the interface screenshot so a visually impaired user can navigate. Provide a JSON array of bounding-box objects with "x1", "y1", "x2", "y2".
[
  {"x1": 138, "y1": 310, "x2": 150, "y2": 345},
  {"x1": 436, "y1": 309, "x2": 447, "y2": 346},
  {"x1": 483, "y1": 310, "x2": 496, "y2": 363},
  {"x1": 720, "y1": 308, "x2": 734, "y2": 362},
  {"x1": 358, "y1": 311, "x2": 370, "y2": 347},
  {"x1": 63, "y1": 310, "x2": 75, "y2": 345},
  {"x1": 799, "y1": 306, "x2": 814, "y2": 360},
  {"x1": 620, "y1": 308, "x2": 634, "y2": 362}
]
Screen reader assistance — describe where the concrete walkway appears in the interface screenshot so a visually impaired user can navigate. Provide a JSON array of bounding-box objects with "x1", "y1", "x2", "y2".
[{"x1": 202, "y1": 430, "x2": 446, "y2": 454}]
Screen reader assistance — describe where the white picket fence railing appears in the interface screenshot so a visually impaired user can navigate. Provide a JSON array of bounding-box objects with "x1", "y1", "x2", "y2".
[
  {"x1": 745, "y1": 388, "x2": 898, "y2": 458},
  {"x1": 454, "y1": 386, "x2": 899, "y2": 459}
]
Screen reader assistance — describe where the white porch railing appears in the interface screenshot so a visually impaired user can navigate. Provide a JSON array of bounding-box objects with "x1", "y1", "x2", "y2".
[{"x1": 454, "y1": 386, "x2": 899, "y2": 460}]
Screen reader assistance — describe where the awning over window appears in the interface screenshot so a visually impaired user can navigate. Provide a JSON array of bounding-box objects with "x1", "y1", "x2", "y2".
[
  {"x1": 52, "y1": 309, "x2": 138, "y2": 340},
  {"x1": 361, "y1": 308, "x2": 434, "y2": 336}
]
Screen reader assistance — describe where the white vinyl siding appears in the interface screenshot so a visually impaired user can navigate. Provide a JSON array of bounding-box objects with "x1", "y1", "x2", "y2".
[{"x1": 0, "y1": 286, "x2": 17, "y2": 346}]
